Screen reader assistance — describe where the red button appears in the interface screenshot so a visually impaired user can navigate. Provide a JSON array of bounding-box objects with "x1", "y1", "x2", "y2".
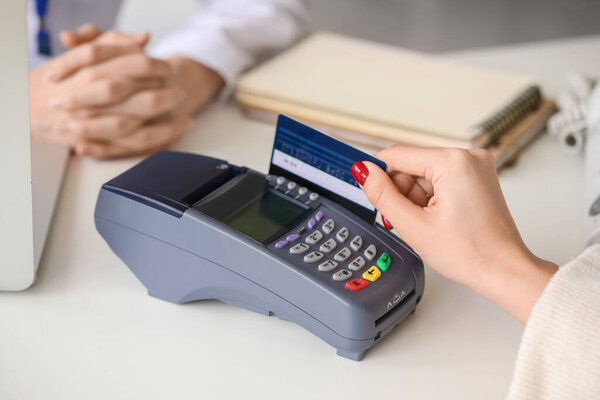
[{"x1": 345, "y1": 278, "x2": 369, "y2": 291}]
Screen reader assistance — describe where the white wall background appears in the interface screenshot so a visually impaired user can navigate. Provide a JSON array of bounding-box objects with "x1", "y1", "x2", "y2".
[
  {"x1": 115, "y1": 0, "x2": 202, "y2": 49},
  {"x1": 116, "y1": 0, "x2": 600, "y2": 53}
]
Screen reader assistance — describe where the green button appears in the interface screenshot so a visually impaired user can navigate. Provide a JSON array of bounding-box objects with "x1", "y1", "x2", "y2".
[{"x1": 376, "y1": 252, "x2": 391, "y2": 271}]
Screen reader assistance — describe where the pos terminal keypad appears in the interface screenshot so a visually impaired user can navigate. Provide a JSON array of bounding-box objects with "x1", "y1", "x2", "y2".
[{"x1": 267, "y1": 175, "x2": 398, "y2": 293}]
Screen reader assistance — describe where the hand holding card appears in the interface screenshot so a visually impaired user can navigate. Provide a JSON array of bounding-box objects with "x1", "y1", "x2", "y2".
[{"x1": 269, "y1": 115, "x2": 387, "y2": 224}]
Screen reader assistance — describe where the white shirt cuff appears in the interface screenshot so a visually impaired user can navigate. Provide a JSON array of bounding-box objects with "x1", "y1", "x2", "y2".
[{"x1": 150, "y1": 28, "x2": 251, "y2": 101}]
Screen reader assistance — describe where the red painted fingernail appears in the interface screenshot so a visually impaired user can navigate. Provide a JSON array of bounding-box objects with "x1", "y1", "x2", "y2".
[
  {"x1": 351, "y1": 161, "x2": 369, "y2": 185},
  {"x1": 381, "y1": 215, "x2": 393, "y2": 230}
]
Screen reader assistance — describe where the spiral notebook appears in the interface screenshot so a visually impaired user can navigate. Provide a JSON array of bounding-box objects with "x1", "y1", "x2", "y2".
[{"x1": 236, "y1": 32, "x2": 544, "y2": 148}]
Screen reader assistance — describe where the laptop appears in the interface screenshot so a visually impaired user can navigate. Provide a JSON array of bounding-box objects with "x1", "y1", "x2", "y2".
[{"x1": 0, "y1": 0, "x2": 69, "y2": 290}]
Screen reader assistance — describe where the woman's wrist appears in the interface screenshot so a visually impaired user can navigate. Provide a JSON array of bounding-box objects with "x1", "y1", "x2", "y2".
[
  {"x1": 472, "y1": 250, "x2": 558, "y2": 324},
  {"x1": 167, "y1": 57, "x2": 225, "y2": 115}
]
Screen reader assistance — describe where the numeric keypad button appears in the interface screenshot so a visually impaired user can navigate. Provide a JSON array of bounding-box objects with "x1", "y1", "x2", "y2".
[
  {"x1": 334, "y1": 247, "x2": 352, "y2": 262},
  {"x1": 303, "y1": 251, "x2": 324, "y2": 263},
  {"x1": 348, "y1": 256, "x2": 365, "y2": 271},
  {"x1": 289, "y1": 243, "x2": 309, "y2": 254},
  {"x1": 336, "y1": 227, "x2": 349, "y2": 242},
  {"x1": 305, "y1": 230, "x2": 323, "y2": 245},
  {"x1": 322, "y1": 219, "x2": 335, "y2": 234},
  {"x1": 319, "y1": 238, "x2": 337, "y2": 253},
  {"x1": 332, "y1": 269, "x2": 352, "y2": 281},
  {"x1": 364, "y1": 244, "x2": 377, "y2": 260},
  {"x1": 350, "y1": 235, "x2": 363, "y2": 251},
  {"x1": 318, "y1": 260, "x2": 338, "y2": 272}
]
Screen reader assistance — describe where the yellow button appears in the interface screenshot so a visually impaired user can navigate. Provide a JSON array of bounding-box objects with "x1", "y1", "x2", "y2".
[{"x1": 362, "y1": 266, "x2": 381, "y2": 282}]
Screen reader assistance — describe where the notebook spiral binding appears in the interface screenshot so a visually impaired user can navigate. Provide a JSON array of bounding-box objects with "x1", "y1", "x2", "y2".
[{"x1": 479, "y1": 86, "x2": 542, "y2": 145}]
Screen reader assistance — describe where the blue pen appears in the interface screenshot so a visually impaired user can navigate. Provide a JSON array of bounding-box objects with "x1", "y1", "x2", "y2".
[{"x1": 36, "y1": 0, "x2": 52, "y2": 56}]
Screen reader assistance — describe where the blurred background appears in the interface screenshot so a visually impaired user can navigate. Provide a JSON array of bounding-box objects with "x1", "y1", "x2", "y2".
[{"x1": 117, "y1": 0, "x2": 600, "y2": 52}]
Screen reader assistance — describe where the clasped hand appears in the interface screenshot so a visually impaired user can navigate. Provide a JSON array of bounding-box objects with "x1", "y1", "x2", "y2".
[{"x1": 30, "y1": 24, "x2": 224, "y2": 158}]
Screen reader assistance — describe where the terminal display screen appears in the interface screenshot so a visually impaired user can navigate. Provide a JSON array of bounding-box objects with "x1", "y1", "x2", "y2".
[{"x1": 223, "y1": 189, "x2": 308, "y2": 243}]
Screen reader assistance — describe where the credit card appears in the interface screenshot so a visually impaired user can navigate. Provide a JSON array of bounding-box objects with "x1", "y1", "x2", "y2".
[{"x1": 269, "y1": 115, "x2": 387, "y2": 224}]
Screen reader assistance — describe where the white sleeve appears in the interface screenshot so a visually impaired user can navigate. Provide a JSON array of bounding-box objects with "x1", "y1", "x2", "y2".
[
  {"x1": 507, "y1": 244, "x2": 600, "y2": 399},
  {"x1": 150, "y1": 0, "x2": 310, "y2": 98}
]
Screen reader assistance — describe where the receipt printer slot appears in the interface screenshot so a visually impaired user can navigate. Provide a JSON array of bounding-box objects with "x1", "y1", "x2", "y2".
[{"x1": 103, "y1": 151, "x2": 238, "y2": 217}]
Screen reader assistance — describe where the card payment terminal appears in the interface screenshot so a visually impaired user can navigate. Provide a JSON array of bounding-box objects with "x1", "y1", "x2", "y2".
[{"x1": 95, "y1": 150, "x2": 424, "y2": 361}]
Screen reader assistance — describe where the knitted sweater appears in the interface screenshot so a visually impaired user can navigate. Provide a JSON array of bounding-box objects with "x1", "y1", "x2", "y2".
[{"x1": 508, "y1": 244, "x2": 600, "y2": 399}]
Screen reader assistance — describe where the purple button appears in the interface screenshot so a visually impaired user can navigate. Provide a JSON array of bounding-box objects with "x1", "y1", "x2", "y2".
[
  {"x1": 307, "y1": 218, "x2": 316, "y2": 230},
  {"x1": 286, "y1": 234, "x2": 300, "y2": 242},
  {"x1": 315, "y1": 210, "x2": 324, "y2": 222},
  {"x1": 275, "y1": 240, "x2": 288, "y2": 249}
]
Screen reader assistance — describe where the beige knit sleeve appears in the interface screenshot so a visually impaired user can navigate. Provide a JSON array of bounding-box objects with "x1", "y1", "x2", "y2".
[{"x1": 508, "y1": 244, "x2": 600, "y2": 399}]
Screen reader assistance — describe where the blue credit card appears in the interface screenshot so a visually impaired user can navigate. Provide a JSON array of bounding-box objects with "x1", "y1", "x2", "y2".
[{"x1": 269, "y1": 115, "x2": 387, "y2": 224}]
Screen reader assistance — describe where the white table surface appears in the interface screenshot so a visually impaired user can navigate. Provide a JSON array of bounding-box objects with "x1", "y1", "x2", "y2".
[{"x1": 2, "y1": 36, "x2": 600, "y2": 400}]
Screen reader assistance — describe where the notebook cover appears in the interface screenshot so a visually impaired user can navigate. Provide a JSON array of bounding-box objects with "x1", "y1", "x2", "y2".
[
  {"x1": 236, "y1": 32, "x2": 538, "y2": 144},
  {"x1": 236, "y1": 91, "x2": 482, "y2": 148}
]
